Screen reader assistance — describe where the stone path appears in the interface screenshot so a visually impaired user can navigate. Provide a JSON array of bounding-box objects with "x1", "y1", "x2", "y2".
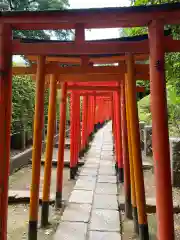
[{"x1": 54, "y1": 122, "x2": 121, "y2": 240}]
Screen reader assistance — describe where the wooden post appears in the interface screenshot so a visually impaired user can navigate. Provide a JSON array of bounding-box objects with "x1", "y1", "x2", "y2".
[
  {"x1": 29, "y1": 56, "x2": 46, "y2": 240},
  {"x1": 74, "y1": 93, "x2": 80, "y2": 171},
  {"x1": 100, "y1": 98, "x2": 104, "y2": 124},
  {"x1": 86, "y1": 95, "x2": 90, "y2": 143},
  {"x1": 56, "y1": 82, "x2": 67, "y2": 208},
  {"x1": 88, "y1": 96, "x2": 91, "y2": 136},
  {"x1": 112, "y1": 93, "x2": 119, "y2": 174},
  {"x1": 41, "y1": 74, "x2": 57, "y2": 227},
  {"x1": 0, "y1": 23, "x2": 12, "y2": 240},
  {"x1": 91, "y1": 96, "x2": 95, "y2": 132},
  {"x1": 70, "y1": 92, "x2": 76, "y2": 179},
  {"x1": 89, "y1": 96, "x2": 93, "y2": 134},
  {"x1": 111, "y1": 94, "x2": 115, "y2": 149},
  {"x1": 81, "y1": 95, "x2": 88, "y2": 152},
  {"x1": 148, "y1": 20, "x2": 174, "y2": 240},
  {"x1": 121, "y1": 79, "x2": 132, "y2": 219},
  {"x1": 76, "y1": 94, "x2": 81, "y2": 159},
  {"x1": 95, "y1": 98, "x2": 99, "y2": 126},
  {"x1": 115, "y1": 91, "x2": 124, "y2": 182},
  {"x1": 125, "y1": 77, "x2": 139, "y2": 233},
  {"x1": 126, "y1": 54, "x2": 149, "y2": 239},
  {"x1": 93, "y1": 96, "x2": 96, "y2": 129},
  {"x1": 87, "y1": 96, "x2": 91, "y2": 137}
]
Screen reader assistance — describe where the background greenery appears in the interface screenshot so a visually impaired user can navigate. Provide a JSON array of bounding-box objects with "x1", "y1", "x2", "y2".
[
  {"x1": 123, "y1": 0, "x2": 180, "y2": 136},
  {"x1": 11, "y1": 0, "x2": 70, "y2": 134},
  {"x1": 10, "y1": 0, "x2": 180, "y2": 137}
]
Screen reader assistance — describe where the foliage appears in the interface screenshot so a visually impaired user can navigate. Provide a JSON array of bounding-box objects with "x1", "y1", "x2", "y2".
[
  {"x1": 12, "y1": 75, "x2": 62, "y2": 134},
  {"x1": 2, "y1": 0, "x2": 70, "y2": 40},
  {"x1": 138, "y1": 95, "x2": 151, "y2": 124},
  {"x1": 9, "y1": 0, "x2": 70, "y2": 134},
  {"x1": 167, "y1": 84, "x2": 180, "y2": 136},
  {"x1": 66, "y1": 94, "x2": 71, "y2": 121},
  {"x1": 138, "y1": 85, "x2": 180, "y2": 136},
  {"x1": 12, "y1": 75, "x2": 36, "y2": 133},
  {"x1": 123, "y1": 0, "x2": 180, "y2": 136}
]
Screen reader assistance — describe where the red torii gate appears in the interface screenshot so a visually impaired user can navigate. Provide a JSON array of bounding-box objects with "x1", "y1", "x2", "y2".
[{"x1": 0, "y1": 3, "x2": 180, "y2": 240}]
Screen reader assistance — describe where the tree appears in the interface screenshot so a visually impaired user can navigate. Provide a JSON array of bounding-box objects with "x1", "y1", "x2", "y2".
[
  {"x1": 2, "y1": 0, "x2": 70, "y2": 40},
  {"x1": 12, "y1": 74, "x2": 36, "y2": 133},
  {"x1": 127, "y1": 0, "x2": 180, "y2": 135}
]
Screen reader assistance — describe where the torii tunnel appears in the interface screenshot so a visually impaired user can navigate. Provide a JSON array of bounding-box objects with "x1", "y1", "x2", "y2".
[{"x1": 1, "y1": 2, "x2": 180, "y2": 240}]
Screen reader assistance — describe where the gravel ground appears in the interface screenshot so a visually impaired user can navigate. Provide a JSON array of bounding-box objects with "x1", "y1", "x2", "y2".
[
  {"x1": 10, "y1": 149, "x2": 26, "y2": 158},
  {"x1": 143, "y1": 164, "x2": 180, "y2": 239},
  {"x1": 121, "y1": 153, "x2": 180, "y2": 239},
  {"x1": 8, "y1": 156, "x2": 76, "y2": 240}
]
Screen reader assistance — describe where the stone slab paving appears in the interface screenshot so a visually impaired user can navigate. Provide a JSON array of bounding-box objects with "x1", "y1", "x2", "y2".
[
  {"x1": 88, "y1": 231, "x2": 121, "y2": 240},
  {"x1": 62, "y1": 203, "x2": 91, "y2": 222},
  {"x1": 98, "y1": 175, "x2": 117, "y2": 184},
  {"x1": 79, "y1": 168, "x2": 98, "y2": 176},
  {"x1": 98, "y1": 166, "x2": 116, "y2": 175},
  {"x1": 95, "y1": 182, "x2": 117, "y2": 195},
  {"x1": 54, "y1": 122, "x2": 122, "y2": 240},
  {"x1": 54, "y1": 222, "x2": 88, "y2": 240},
  {"x1": 69, "y1": 190, "x2": 94, "y2": 204},
  {"x1": 93, "y1": 194, "x2": 118, "y2": 210},
  {"x1": 74, "y1": 179, "x2": 96, "y2": 191},
  {"x1": 78, "y1": 175, "x2": 97, "y2": 182},
  {"x1": 100, "y1": 156, "x2": 114, "y2": 161},
  {"x1": 89, "y1": 209, "x2": 120, "y2": 232},
  {"x1": 84, "y1": 163, "x2": 99, "y2": 169}
]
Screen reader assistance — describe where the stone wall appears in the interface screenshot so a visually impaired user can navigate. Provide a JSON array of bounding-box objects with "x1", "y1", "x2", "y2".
[
  {"x1": 139, "y1": 123, "x2": 153, "y2": 156},
  {"x1": 139, "y1": 122, "x2": 145, "y2": 150},
  {"x1": 143, "y1": 125, "x2": 152, "y2": 156},
  {"x1": 140, "y1": 124, "x2": 180, "y2": 187},
  {"x1": 170, "y1": 138, "x2": 180, "y2": 187}
]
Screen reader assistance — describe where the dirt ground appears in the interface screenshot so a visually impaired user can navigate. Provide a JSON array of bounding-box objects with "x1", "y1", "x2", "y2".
[
  {"x1": 8, "y1": 163, "x2": 76, "y2": 240},
  {"x1": 143, "y1": 168, "x2": 180, "y2": 239},
  {"x1": 8, "y1": 147, "x2": 180, "y2": 239},
  {"x1": 120, "y1": 152, "x2": 180, "y2": 239}
]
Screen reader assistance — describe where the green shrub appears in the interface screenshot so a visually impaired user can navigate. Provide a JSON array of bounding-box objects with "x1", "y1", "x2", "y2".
[
  {"x1": 138, "y1": 84, "x2": 180, "y2": 136},
  {"x1": 138, "y1": 95, "x2": 151, "y2": 124}
]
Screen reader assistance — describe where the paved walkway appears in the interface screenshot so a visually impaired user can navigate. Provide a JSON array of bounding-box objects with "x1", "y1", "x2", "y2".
[{"x1": 54, "y1": 121, "x2": 121, "y2": 240}]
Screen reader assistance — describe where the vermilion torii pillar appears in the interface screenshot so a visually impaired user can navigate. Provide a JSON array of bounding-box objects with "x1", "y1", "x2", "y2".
[
  {"x1": 70, "y1": 92, "x2": 81, "y2": 179},
  {"x1": 41, "y1": 74, "x2": 57, "y2": 227},
  {"x1": 70, "y1": 92, "x2": 76, "y2": 179},
  {"x1": 0, "y1": 23, "x2": 12, "y2": 240},
  {"x1": 90, "y1": 96, "x2": 95, "y2": 134},
  {"x1": 56, "y1": 82, "x2": 67, "y2": 208},
  {"x1": 114, "y1": 90, "x2": 124, "y2": 182},
  {"x1": 125, "y1": 78, "x2": 139, "y2": 233},
  {"x1": 121, "y1": 79, "x2": 132, "y2": 219},
  {"x1": 113, "y1": 93, "x2": 120, "y2": 175},
  {"x1": 87, "y1": 96, "x2": 91, "y2": 137},
  {"x1": 81, "y1": 95, "x2": 88, "y2": 153},
  {"x1": 148, "y1": 20, "x2": 174, "y2": 240},
  {"x1": 126, "y1": 54, "x2": 149, "y2": 239},
  {"x1": 76, "y1": 94, "x2": 81, "y2": 159},
  {"x1": 29, "y1": 56, "x2": 46, "y2": 240},
  {"x1": 74, "y1": 93, "x2": 80, "y2": 171}
]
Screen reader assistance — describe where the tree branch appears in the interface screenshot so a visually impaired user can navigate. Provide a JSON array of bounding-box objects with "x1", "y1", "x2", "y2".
[{"x1": 7, "y1": 0, "x2": 14, "y2": 10}]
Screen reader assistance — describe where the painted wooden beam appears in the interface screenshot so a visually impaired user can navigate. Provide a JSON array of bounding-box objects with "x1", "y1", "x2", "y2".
[
  {"x1": 12, "y1": 64, "x2": 149, "y2": 76},
  {"x1": 1, "y1": 3, "x2": 180, "y2": 29},
  {"x1": 27, "y1": 54, "x2": 149, "y2": 64},
  {"x1": 12, "y1": 39, "x2": 149, "y2": 55},
  {"x1": 56, "y1": 85, "x2": 145, "y2": 92},
  {"x1": 12, "y1": 38, "x2": 180, "y2": 55}
]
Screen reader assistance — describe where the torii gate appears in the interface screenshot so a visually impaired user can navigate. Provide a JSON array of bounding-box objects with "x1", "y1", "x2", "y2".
[
  {"x1": 11, "y1": 60, "x2": 149, "y2": 228},
  {"x1": 0, "y1": 3, "x2": 180, "y2": 240},
  {"x1": 10, "y1": 58, "x2": 149, "y2": 239}
]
